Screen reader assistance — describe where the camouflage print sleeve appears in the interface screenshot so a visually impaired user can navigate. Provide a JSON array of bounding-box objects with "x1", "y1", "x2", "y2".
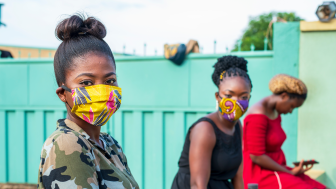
[
  {"x1": 38, "y1": 133, "x2": 98, "y2": 189},
  {"x1": 114, "y1": 138, "x2": 135, "y2": 178},
  {"x1": 123, "y1": 153, "x2": 134, "y2": 177}
]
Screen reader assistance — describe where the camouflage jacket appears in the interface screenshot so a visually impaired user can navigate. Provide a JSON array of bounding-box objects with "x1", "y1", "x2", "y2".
[{"x1": 37, "y1": 119, "x2": 139, "y2": 189}]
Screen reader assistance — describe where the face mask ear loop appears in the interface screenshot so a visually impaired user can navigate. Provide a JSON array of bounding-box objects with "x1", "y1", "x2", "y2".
[
  {"x1": 61, "y1": 85, "x2": 72, "y2": 92},
  {"x1": 61, "y1": 85, "x2": 73, "y2": 110},
  {"x1": 65, "y1": 101, "x2": 73, "y2": 111}
]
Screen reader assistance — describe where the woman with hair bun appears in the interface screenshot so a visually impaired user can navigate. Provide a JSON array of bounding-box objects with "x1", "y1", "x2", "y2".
[
  {"x1": 243, "y1": 74, "x2": 326, "y2": 189},
  {"x1": 37, "y1": 14, "x2": 139, "y2": 189},
  {"x1": 172, "y1": 55, "x2": 252, "y2": 189}
]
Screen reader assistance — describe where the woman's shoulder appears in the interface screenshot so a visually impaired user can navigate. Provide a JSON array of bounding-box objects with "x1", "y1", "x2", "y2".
[
  {"x1": 39, "y1": 129, "x2": 98, "y2": 188},
  {"x1": 246, "y1": 99, "x2": 267, "y2": 114},
  {"x1": 244, "y1": 102, "x2": 268, "y2": 119},
  {"x1": 100, "y1": 132, "x2": 121, "y2": 146},
  {"x1": 189, "y1": 116, "x2": 217, "y2": 144},
  {"x1": 43, "y1": 131, "x2": 90, "y2": 155},
  {"x1": 50, "y1": 122, "x2": 90, "y2": 143},
  {"x1": 40, "y1": 125, "x2": 92, "y2": 164},
  {"x1": 100, "y1": 133, "x2": 130, "y2": 169},
  {"x1": 245, "y1": 98, "x2": 269, "y2": 116},
  {"x1": 46, "y1": 119, "x2": 90, "y2": 142},
  {"x1": 191, "y1": 116, "x2": 217, "y2": 133}
]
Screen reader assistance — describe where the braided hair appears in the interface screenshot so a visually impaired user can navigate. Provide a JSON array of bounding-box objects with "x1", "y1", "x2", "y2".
[{"x1": 212, "y1": 55, "x2": 252, "y2": 88}]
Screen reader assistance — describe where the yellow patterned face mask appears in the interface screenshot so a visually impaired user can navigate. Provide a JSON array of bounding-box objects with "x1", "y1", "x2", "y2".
[
  {"x1": 62, "y1": 84, "x2": 122, "y2": 126},
  {"x1": 218, "y1": 97, "x2": 249, "y2": 122}
]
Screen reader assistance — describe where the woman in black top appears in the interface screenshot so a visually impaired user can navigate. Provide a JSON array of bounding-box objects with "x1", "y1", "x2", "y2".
[{"x1": 171, "y1": 56, "x2": 253, "y2": 189}]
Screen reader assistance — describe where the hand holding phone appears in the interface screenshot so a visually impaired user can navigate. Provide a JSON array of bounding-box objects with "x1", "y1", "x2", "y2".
[
  {"x1": 293, "y1": 159, "x2": 319, "y2": 166},
  {"x1": 290, "y1": 159, "x2": 316, "y2": 175}
]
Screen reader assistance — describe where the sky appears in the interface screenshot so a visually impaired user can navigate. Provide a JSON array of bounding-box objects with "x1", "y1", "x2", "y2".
[{"x1": 0, "y1": 0, "x2": 325, "y2": 55}]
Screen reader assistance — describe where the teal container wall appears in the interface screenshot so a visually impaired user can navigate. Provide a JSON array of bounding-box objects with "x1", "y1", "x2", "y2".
[
  {"x1": 0, "y1": 23, "x2": 300, "y2": 187},
  {"x1": 0, "y1": 52, "x2": 276, "y2": 187},
  {"x1": 298, "y1": 30, "x2": 336, "y2": 188},
  {"x1": 273, "y1": 22, "x2": 300, "y2": 163}
]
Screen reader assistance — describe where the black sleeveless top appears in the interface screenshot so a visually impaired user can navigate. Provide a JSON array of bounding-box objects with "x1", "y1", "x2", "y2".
[{"x1": 171, "y1": 117, "x2": 242, "y2": 189}]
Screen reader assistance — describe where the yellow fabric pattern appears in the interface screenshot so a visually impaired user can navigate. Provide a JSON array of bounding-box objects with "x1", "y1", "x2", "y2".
[
  {"x1": 164, "y1": 44, "x2": 180, "y2": 59},
  {"x1": 71, "y1": 84, "x2": 122, "y2": 126},
  {"x1": 218, "y1": 98, "x2": 249, "y2": 122}
]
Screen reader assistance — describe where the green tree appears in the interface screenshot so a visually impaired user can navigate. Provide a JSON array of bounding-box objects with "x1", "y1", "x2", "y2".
[{"x1": 232, "y1": 12, "x2": 303, "y2": 51}]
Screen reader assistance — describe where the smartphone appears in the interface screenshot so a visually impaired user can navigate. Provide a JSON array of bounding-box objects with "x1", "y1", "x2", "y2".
[{"x1": 293, "y1": 159, "x2": 319, "y2": 166}]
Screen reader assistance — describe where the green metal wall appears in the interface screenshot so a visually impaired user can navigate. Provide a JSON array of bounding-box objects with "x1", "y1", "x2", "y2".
[
  {"x1": 273, "y1": 22, "x2": 300, "y2": 164},
  {"x1": 0, "y1": 52, "x2": 274, "y2": 187},
  {"x1": 298, "y1": 30, "x2": 336, "y2": 188},
  {"x1": 0, "y1": 22, "x2": 302, "y2": 188}
]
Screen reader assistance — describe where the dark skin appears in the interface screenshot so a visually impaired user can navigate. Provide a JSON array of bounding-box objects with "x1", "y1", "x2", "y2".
[
  {"x1": 246, "y1": 93, "x2": 313, "y2": 176},
  {"x1": 56, "y1": 52, "x2": 117, "y2": 149},
  {"x1": 189, "y1": 76, "x2": 251, "y2": 189}
]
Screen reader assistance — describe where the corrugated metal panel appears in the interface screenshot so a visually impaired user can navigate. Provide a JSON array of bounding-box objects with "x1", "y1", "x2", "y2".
[{"x1": 0, "y1": 52, "x2": 290, "y2": 188}]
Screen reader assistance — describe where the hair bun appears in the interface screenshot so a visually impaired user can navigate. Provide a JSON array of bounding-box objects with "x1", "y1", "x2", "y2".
[
  {"x1": 212, "y1": 55, "x2": 251, "y2": 87},
  {"x1": 269, "y1": 74, "x2": 307, "y2": 95},
  {"x1": 214, "y1": 55, "x2": 248, "y2": 72},
  {"x1": 56, "y1": 14, "x2": 106, "y2": 41}
]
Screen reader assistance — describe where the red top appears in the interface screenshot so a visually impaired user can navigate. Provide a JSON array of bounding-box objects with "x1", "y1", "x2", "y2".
[
  {"x1": 243, "y1": 114, "x2": 287, "y2": 185},
  {"x1": 243, "y1": 114, "x2": 326, "y2": 189}
]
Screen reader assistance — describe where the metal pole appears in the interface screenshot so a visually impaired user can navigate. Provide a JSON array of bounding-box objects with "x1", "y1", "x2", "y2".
[
  {"x1": 264, "y1": 37, "x2": 268, "y2": 51},
  {"x1": 0, "y1": 4, "x2": 2, "y2": 23},
  {"x1": 123, "y1": 45, "x2": 126, "y2": 54},
  {"x1": 238, "y1": 40, "x2": 242, "y2": 52},
  {"x1": 214, "y1": 40, "x2": 217, "y2": 54},
  {"x1": 250, "y1": 44, "x2": 255, "y2": 51},
  {"x1": 144, "y1": 43, "x2": 146, "y2": 56},
  {"x1": 0, "y1": 3, "x2": 6, "y2": 27}
]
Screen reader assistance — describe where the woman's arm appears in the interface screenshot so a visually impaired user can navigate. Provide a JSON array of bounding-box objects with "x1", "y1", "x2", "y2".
[
  {"x1": 251, "y1": 155, "x2": 313, "y2": 176},
  {"x1": 244, "y1": 113, "x2": 294, "y2": 175},
  {"x1": 250, "y1": 154, "x2": 291, "y2": 174},
  {"x1": 244, "y1": 112, "x2": 312, "y2": 176},
  {"x1": 38, "y1": 134, "x2": 98, "y2": 188},
  {"x1": 189, "y1": 121, "x2": 216, "y2": 189},
  {"x1": 232, "y1": 162, "x2": 244, "y2": 189},
  {"x1": 232, "y1": 121, "x2": 244, "y2": 189}
]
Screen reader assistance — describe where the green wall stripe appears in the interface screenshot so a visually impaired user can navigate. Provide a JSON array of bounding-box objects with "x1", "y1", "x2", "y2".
[
  {"x1": 0, "y1": 111, "x2": 7, "y2": 182},
  {"x1": 162, "y1": 112, "x2": 166, "y2": 189},
  {"x1": 24, "y1": 111, "x2": 28, "y2": 183},
  {"x1": 141, "y1": 111, "x2": 145, "y2": 189},
  {"x1": 273, "y1": 22, "x2": 300, "y2": 163},
  {"x1": 5, "y1": 111, "x2": 9, "y2": 182},
  {"x1": 8, "y1": 111, "x2": 25, "y2": 182}
]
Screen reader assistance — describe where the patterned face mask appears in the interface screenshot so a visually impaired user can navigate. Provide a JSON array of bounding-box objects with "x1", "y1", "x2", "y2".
[
  {"x1": 62, "y1": 84, "x2": 122, "y2": 126},
  {"x1": 218, "y1": 96, "x2": 248, "y2": 122}
]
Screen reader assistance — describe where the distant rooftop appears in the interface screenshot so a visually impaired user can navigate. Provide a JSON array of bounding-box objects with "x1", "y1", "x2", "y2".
[{"x1": 0, "y1": 44, "x2": 131, "y2": 59}]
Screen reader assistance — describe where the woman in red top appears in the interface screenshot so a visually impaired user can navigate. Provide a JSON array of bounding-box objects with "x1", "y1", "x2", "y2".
[{"x1": 243, "y1": 74, "x2": 326, "y2": 189}]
